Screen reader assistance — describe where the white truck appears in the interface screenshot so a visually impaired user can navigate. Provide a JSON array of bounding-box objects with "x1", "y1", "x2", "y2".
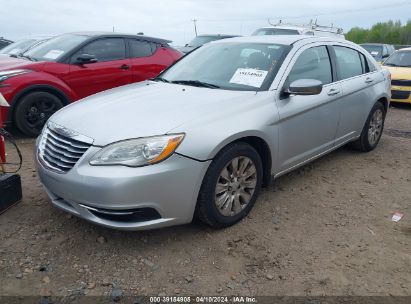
[{"x1": 253, "y1": 20, "x2": 345, "y2": 39}]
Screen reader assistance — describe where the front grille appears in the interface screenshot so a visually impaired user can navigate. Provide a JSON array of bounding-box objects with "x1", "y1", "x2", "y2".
[
  {"x1": 391, "y1": 90, "x2": 410, "y2": 100},
  {"x1": 392, "y1": 79, "x2": 411, "y2": 87},
  {"x1": 38, "y1": 125, "x2": 92, "y2": 173}
]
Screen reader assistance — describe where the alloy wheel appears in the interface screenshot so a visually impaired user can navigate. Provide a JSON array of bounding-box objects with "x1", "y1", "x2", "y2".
[{"x1": 214, "y1": 156, "x2": 257, "y2": 217}]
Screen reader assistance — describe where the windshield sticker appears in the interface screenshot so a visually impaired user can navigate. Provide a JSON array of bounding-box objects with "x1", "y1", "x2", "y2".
[
  {"x1": 229, "y1": 68, "x2": 269, "y2": 88},
  {"x1": 371, "y1": 51, "x2": 379, "y2": 56},
  {"x1": 43, "y1": 50, "x2": 65, "y2": 60}
]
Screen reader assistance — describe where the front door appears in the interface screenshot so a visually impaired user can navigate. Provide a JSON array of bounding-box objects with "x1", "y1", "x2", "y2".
[
  {"x1": 65, "y1": 38, "x2": 132, "y2": 99},
  {"x1": 275, "y1": 45, "x2": 342, "y2": 172}
]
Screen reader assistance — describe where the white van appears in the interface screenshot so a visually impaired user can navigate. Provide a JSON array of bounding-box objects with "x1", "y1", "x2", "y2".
[{"x1": 253, "y1": 22, "x2": 345, "y2": 39}]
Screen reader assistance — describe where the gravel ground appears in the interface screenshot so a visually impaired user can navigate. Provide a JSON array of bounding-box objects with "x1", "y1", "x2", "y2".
[{"x1": 0, "y1": 104, "x2": 410, "y2": 298}]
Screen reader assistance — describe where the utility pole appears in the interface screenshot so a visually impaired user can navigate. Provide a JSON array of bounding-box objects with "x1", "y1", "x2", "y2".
[{"x1": 192, "y1": 19, "x2": 198, "y2": 36}]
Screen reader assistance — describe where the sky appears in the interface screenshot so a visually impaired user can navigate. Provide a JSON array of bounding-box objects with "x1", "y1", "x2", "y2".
[{"x1": 1, "y1": 0, "x2": 411, "y2": 46}]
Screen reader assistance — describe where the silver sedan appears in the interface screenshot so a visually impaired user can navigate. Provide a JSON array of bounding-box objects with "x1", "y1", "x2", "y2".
[{"x1": 35, "y1": 36, "x2": 391, "y2": 230}]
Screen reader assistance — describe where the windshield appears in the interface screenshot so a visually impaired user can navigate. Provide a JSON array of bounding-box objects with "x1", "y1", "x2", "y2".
[
  {"x1": 160, "y1": 42, "x2": 289, "y2": 91},
  {"x1": 252, "y1": 28, "x2": 300, "y2": 36},
  {"x1": 24, "y1": 34, "x2": 88, "y2": 62},
  {"x1": 187, "y1": 36, "x2": 221, "y2": 48},
  {"x1": 0, "y1": 39, "x2": 37, "y2": 55},
  {"x1": 384, "y1": 50, "x2": 411, "y2": 67},
  {"x1": 361, "y1": 45, "x2": 383, "y2": 59}
]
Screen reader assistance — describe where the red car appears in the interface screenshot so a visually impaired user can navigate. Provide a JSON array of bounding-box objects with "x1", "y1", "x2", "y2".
[{"x1": 0, "y1": 32, "x2": 182, "y2": 136}]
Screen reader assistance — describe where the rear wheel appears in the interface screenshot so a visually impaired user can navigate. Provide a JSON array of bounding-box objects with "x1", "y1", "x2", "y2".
[
  {"x1": 350, "y1": 101, "x2": 385, "y2": 152},
  {"x1": 14, "y1": 91, "x2": 64, "y2": 137},
  {"x1": 197, "y1": 142, "x2": 263, "y2": 228}
]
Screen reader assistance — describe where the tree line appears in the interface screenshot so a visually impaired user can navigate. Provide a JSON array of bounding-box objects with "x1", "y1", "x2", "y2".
[{"x1": 346, "y1": 20, "x2": 411, "y2": 45}]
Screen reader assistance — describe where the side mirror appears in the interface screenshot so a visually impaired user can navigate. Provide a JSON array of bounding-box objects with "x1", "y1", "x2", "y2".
[
  {"x1": 184, "y1": 44, "x2": 189, "y2": 47},
  {"x1": 286, "y1": 79, "x2": 323, "y2": 96},
  {"x1": 75, "y1": 54, "x2": 98, "y2": 64},
  {"x1": 382, "y1": 54, "x2": 389, "y2": 59}
]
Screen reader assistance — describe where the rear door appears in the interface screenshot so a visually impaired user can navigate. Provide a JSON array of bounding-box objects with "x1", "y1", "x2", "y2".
[
  {"x1": 128, "y1": 39, "x2": 175, "y2": 82},
  {"x1": 275, "y1": 44, "x2": 343, "y2": 172},
  {"x1": 332, "y1": 45, "x2": 383, "y2": 145},
  {"x1": 65, "y1": 38, "x2": 132, "y2": 99}
]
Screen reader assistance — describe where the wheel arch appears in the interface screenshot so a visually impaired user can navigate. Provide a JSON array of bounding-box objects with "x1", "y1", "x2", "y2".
[
  {"x1": 208, "y1": 135, "x2": 273, "y2": 188},
  {"x1": 233, "y1": 136, "x2": 272, "y2": 187},
  {"x1": 376, "y1": 96, "x2": 389, "y2": 113},
  {"x1": 7, "y1": 84, "x2": 72, "y2": 125}
]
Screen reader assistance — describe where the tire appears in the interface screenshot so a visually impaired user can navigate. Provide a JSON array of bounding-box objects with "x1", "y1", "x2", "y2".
[
  {"x1": 349, "y1": 101, "x2": 386, "y2": 152},
  {"x1": 14, "y1": 91, "x2": 64, "y2": 137},
  {"x1": 197, "y1": 142, "x2": 263, "y2": 228}
]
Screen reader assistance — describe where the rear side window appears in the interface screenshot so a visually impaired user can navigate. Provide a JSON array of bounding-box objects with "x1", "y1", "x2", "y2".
[
  {"x1": 288, "y1": 46, "x2": 332, "y2": 85},
  {"x1": 334, "y1": 46, "x2": 363, "y2": 80},
  {"x1": 130, "y1": 40, "x2": 156, "y2": 58},
  {"x1": 80, "y1": 38, "x2": 126, "y2": 62}
]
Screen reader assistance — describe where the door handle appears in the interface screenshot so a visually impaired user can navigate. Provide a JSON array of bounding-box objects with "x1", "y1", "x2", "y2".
[
  {"x1": 120, "y1": 64, "x2": 130, "y2": 70},
  {"x1": 365, "y1": 77, "x2": 374, "y2": 84},
  {"x1": 327, "y1": 88, "x2": 340, "y2": 96}
]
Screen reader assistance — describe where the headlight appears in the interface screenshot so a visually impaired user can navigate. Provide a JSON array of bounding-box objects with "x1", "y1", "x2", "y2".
[
  {"x1": 0, "y1": 69, "x2": 31, "y2": 82},
  {"x1": 89, "y1": 134, "x2": 185, "y2": 167}
]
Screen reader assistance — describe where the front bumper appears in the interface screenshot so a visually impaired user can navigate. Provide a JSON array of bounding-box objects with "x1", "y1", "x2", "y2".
[
  {"x1": 391, "y1": 85, "x2": 411, "y2": 103},
  {"x1": 35, "y1": 140, "x2": 211, "y2": 230}
]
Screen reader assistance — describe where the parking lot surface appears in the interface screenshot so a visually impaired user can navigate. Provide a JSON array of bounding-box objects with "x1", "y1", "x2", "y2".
[{"x1": 0, "y1": 105, "x2": 410, "y2": 297}]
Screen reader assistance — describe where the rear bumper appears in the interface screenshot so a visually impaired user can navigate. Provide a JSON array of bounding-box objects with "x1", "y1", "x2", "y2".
[{"x1": 35, "y1": 140, "x2": 211, "y2": 230}]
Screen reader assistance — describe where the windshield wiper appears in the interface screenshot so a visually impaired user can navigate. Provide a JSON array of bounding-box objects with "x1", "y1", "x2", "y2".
[
  {"x1": 170, "y1": 80, "x2": 220, "y2": 89},
  {"x1": 20, "y1": 54, "x2": 37, "y2": 62},
  {"x1": 150, "y1": 77, "x2": 170, "y2": 83},
  {"x1": 384, "y1": 63, "x2": 398, "y2": 66}
]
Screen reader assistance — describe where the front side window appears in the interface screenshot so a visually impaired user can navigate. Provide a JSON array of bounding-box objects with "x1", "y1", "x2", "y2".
[
  {"x1": 334, "y1": 46, "x2": 363, "y2": 80},
  {"x1": 288, "y1": 46, "x2": 332, "y2": 85},
  {"x1": 161, "y1": 42, "x2": 289, "y2": 91},
  {"x1": 78, "y1": 38, "x2": 126, "y2": 62}
]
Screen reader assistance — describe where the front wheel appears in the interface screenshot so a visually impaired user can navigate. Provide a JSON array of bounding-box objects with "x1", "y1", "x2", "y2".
[
  {"x1": 350, "y1": 101, "x2": 386, "y2": 152},
  {"x1": 196, "y1": 142, "x2": 263, "y2": 228},
  {"x1": 14, "y1": 91, "x2": 64, "y2": 137}
]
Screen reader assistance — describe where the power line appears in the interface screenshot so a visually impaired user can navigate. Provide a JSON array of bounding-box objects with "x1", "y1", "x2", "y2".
[{"x1": 198, "y1": 1, "x2": 411, "y2": 23}]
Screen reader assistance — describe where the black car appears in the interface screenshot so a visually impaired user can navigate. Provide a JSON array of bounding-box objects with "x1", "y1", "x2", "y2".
[
  {"x1": 360, "y1": 43, "x2": 395, "y2": 62},
  {"x1": 0, "y1": 37, "x2": 13, "y2": 50},
  {"x1": 179, "y1": 34, "x2": 240, "y2": 54}
]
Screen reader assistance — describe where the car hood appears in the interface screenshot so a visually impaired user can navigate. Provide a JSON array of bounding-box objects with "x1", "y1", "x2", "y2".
[
  {"x1": 0, "y1": 56, "x2": 44, "y2": 71},
  {"x1": 50, "y1": 81, "x2": 257, "y2": 146},
  {"x1": 383, "y1": 66, "x2": 411, "y2": 80}
]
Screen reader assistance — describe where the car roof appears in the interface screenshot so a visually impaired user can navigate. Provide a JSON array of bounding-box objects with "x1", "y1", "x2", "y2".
[
  {"x1": 360, "y1": 43, "x2": 388, "y2": 46},
  {"x1": 210, "y1": 35, "x2": 348, "y2": 46},
  {"x1": 397, "y1": 47, "x2": 411, "y2": 51},
  {"x1": 196, "y1": 34, "x2": 240, "y2": 38},
  {"x1": 257, "y1": 26, "x2": 306, "y2": 31},
  {"x1": 67, "y1": 31, "x2": 172, "y2": 44}
]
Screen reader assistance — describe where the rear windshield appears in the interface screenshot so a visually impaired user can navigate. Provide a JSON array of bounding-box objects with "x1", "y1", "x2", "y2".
[
  {"x1": 361, "y1": 45, "x2": 383, "y2": 59},
  {"x1": 187, "y1": 36, "x2": 223, "y2": 48}
]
